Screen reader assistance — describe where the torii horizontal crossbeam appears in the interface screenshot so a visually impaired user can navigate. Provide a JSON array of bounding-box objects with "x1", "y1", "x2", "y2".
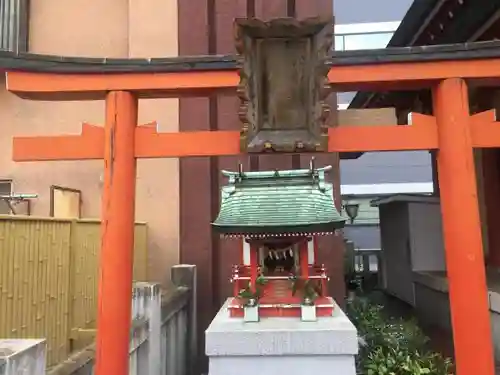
[{"x1": 12, "y1": 111, "x2": 500, "y2": 161}]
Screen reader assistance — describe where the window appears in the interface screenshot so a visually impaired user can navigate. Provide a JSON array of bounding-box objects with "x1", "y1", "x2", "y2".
[
  {"x1": 335, "y1": 32, "x2": 394, "y2": 51},
  {"x1": 0, "y1": 0, "x2": 29, "y2": 53},
  {"x1": 0, "y1": 180, "x2": 12, "y2": 214},
  {"x1": 343, "y1": 32, "x2": 393, "y2": 51},
  {"x1": 334, "y1": 35, "x2": 344, "y2": 51},
  {"x1": 335, "y1": 21, "x2": 400, "y2": 107},
  {"x1": 335, "y1": 21, "x2": 401, "y2": 36}
]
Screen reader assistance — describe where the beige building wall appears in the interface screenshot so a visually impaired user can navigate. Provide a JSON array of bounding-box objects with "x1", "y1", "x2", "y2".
[{"x1": 0, "y1": 0, "x2": 180, "y2": 284}]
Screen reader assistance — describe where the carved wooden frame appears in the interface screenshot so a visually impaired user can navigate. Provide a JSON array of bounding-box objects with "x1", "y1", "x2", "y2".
[{"x1": 235, "y1": 17, "x2": 332, "y2": 153}]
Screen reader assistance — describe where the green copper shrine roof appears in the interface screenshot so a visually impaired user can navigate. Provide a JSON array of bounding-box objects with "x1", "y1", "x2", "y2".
[{"x1": 212, "y1": 165, "x2": 346, "y2": 236}]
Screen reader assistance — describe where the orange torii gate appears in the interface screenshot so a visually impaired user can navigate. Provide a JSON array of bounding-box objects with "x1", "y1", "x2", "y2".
[{"x1": 8, "y1": 39, "x2": 500, "y2": 375}]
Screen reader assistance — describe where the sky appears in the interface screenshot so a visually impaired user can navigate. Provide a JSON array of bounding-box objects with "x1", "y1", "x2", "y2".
[{"x1": 334, "y1": 0, "x2": 414, "y2": 24}]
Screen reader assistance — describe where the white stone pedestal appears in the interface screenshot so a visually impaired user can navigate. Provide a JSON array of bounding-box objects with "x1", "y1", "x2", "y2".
[{"x1": 206, "y1": 299, "x2": 358, "y2": 375}]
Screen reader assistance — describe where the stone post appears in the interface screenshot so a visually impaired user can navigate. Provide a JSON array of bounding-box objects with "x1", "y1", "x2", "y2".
[
  {"x1": 171, "y1": 264, "x2": 197, "y2": 375},
  {"x1": 132, "y1": 282, "x2": 162, "y2": 375},
  {"x1": 0, "y1": 339, "x2": 46, "y2": 375}
]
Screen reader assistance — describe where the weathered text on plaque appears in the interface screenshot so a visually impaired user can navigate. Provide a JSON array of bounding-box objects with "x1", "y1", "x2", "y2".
[{"x1": 235, "y1": 17, "x2": 333, "y2": 153}]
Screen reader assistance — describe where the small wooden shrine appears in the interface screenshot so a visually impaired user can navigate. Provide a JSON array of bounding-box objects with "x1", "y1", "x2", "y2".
[{"x1": 212, "y1": 160, "x2": 346, "y2": 321}]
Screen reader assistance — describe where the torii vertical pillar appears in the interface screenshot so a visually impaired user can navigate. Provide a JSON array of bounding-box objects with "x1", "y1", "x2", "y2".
[
  {"x1": 95, "y1": 91, "x2": 138, "y2": 375},
  {"x1": 433, "y1": 78, "x2": 494, "y2": 375}
]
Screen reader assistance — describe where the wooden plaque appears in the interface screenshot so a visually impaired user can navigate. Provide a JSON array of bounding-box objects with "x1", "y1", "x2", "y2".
[{"x1": 235, "y1": 17, "x2": 332, "y2": 153}]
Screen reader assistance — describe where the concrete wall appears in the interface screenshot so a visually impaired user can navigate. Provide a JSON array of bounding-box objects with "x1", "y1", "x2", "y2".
[
  {"x1": 408, "y1": 202, "x2": 446, "y2": 272},
  {"x1": 413, "y1": 281, "x2": 452, "y2": 332},
  {"x1": 378, "y1": 197, "x2": 447, "y2": 305},
  {"x1": 0, "y1": 0, "x2": 180, "y2": 284},
  {"x1": 413, "y1": 274, "x2": 500, "y2": 363},
  {"x1": 379, "y1": 202, "x2": 415, "y2": 304}
]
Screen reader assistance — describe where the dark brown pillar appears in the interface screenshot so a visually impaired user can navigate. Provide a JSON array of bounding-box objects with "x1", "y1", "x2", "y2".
[
  {"x1": 178, "y1": 2, "x2": 213, "y2": 373},
  {"x1": 256, "y1": 0, "x2": 293, "y2": 171},
  {"x1": 214, "y1": 0, "x2": 248, "y2": 306},
  {"x1": 484, "y1": 92, "x2": 500, "y2": 268},
  {"x1": 483, "y1": 149, "x2": 500, "y2": 267},
  {"x1": 179, "y1": 2, "x2": 344, "y2": 371},
  {"x1": 295, "y1": 0, "x2": 345, "y2": 303}
]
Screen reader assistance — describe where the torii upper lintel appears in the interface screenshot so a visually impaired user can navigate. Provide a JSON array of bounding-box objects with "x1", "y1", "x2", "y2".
[{"x1": 6, "y1": 40, "x2": 500, "y2": 100}]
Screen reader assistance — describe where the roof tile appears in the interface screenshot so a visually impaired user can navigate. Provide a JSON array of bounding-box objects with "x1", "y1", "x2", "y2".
[{"x1": 212, "y1": 167, "x2": 346, "y2": 235}]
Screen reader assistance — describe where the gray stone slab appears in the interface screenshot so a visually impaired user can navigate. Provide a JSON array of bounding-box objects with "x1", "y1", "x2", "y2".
[
  {"x1": 206, "y1": 298, "x2": 358, "y2": 357},
  {"x1": 206, "y1": 299, "x2": 358, "y2": 375},
  {"x1": 208, "y1": 355, "x2": 356, "y2": 375}
]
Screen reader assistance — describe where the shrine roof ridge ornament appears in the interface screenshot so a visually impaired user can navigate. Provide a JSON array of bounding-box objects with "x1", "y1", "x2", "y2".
[
  {"x1": 2, "y1": 40, "x2": 500, "y2": 73},
  {"x1": 221, "y1": 165, "x2": 332, "y2": 179}
]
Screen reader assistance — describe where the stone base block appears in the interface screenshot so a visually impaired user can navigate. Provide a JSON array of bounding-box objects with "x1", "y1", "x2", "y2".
[
  {"x1": 206, "y1": 298, "x2": 358, "y2": 375},
  {"x1": 0, "y1": 339, "x2": 46, "y2": 375}
]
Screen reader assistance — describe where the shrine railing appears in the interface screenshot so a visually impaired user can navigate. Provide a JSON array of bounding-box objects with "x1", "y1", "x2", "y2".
[
  {"x1": 46, "y1": 265, "x2": 197, "y2": 375},
  {"x1": 345, "y1": 239, "x2": 381, "y2": 278},
  {"x1": 354, "y1": 249, "x2": 381, "y2": 276}
]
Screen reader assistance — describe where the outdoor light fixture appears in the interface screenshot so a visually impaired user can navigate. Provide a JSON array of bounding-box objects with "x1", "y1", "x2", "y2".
[{"x1": 343, "y1": 202, "x2": 360, "y2": 224}]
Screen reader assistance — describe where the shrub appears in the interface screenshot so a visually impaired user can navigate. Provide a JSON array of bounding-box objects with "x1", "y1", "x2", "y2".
[
  {"x1": 365, "y1": 347, "x2": 453, "y2": 375},
  {"x1": 346, "y1": 298, "x2": 454, "y2": 375}
]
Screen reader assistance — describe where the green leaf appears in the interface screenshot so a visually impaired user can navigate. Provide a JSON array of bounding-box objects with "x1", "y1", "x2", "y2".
[
  {"x1": 256, "y1": 275, "x2": 267, "y2": 285},
  {"x1": 348, "y1": 297, "x2": 455, "y2": 375}
]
